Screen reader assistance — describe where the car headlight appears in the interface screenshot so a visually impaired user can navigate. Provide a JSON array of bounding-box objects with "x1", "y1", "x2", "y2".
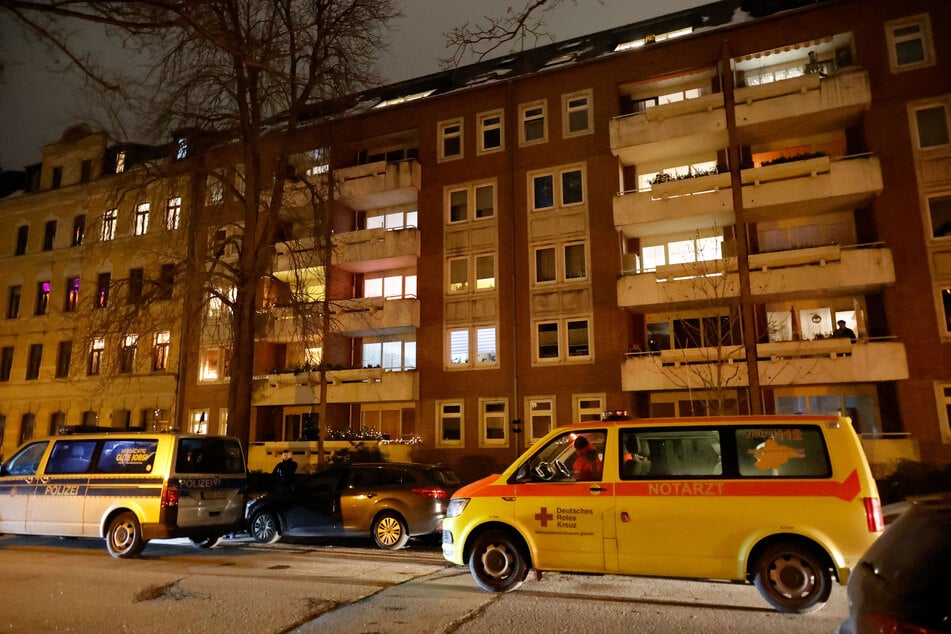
[{"x1": 446, "y1": 497, "x2": 469, "y2": 518}]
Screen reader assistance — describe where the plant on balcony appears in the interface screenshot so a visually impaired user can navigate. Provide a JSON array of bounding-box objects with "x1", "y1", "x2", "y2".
[
  {"x1": 760, "y1": 151, "x2": 827, "y2": 167},
  {"x1": 650, "y1": 165, "x2": 725, "y2": 185}
]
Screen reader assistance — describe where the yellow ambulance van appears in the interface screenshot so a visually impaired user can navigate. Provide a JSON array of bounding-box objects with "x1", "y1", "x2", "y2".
[
  {"x1": 442, "y1": 415, "x2": 883, "y2": 614},
  {"x1": 0, "y1": 432, "x2": 247, "y2": 557}
]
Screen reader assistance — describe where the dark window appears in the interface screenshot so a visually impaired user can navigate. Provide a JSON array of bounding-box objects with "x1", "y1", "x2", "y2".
[
  {"x1": 916, "y1": 106, "x2": 949, "y2": 149},
  {"x1": 562, "y1": 169, "x2": 583, "y2": 205},
  {"x1": 157, "y1": 264, "x2": 175, "y2": 300},
  {"x1": 49, "y1": 412, "x2": 66, "y2": 435},
  {"x1": 7, "y1": 285, "x2": 21, "y2": 319},
  {"x1": 46, "y1": 440, "x2": 97, "y2": 474},
  {"x1": 929, "y1": 195, "x2": 951, "y2": 238},
  {"x1": 15, "y1": 225, "x2": 28, "y2": 255},
  {"x1": 96, "y1": 439, "x2": 159, "y2": 474},
  {"x1": 19, "y1": 414, "x2": 36, "y2": 445},
  {"x1": 537, "y1": 322, "x2": 559, "y2": 359},
  {"x1": 128, "y1": 268, "x2": 144, "y2": 304},
  {"x1": 176, "y1": 437, "x2": 246, "y2": 474},
  {"x1": 533, "y1": 175, "x2": 554, "y2": 209},
  {"x1": 51, "y1": 166, "x2": 62, "y2": 189},
  {"x1": 735, "y1": 426, "x2": 831, "y2": 478},
  {"x1": 26, "y1": 343, "x2": 42, "y2": 380},
  {"x1": 619, "y1": 429, "x2": 722, "y2": 478},
  {"x1": 0, "y1": 346, "x2": 13, "y2": 381},
  {"x1": 80, "y1": 160, "x2": 92, "y2": 183},
  {"x1": 35, "y1": 281, "x2": 51, "y2": 315},
  {"x1": 56, "y1": 340, "x2": 72, "y2": 378},
  {"x1": 119, "y1": 337, "x2": 136, "y2": 373},
  {"x1": 72, "y1": 215, "x2": 86, "y2": 246},
  {"x1": 96, "y1": 272, "x2": 111, "y2": 308},
  {"x1": 43, "y1": 220, "x2": 57, "y2": 250},
  {"x1": 88, "y1": 340, "x2": 104, "y2": 375},
  {"x1": 64, "y1": 277, "x2": 79, "y2": 312}
]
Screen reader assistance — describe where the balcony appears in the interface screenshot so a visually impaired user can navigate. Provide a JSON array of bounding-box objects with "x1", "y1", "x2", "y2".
[
  {"x1": 734, "y1": 70, "x2": 871, "y2": 145},
  {"x1": 255, "y1": 306, "x2": 303, "y2": 342},
  {"x1": 742, "y1": 155, "x2": 882, "y2": 222},
  {"x1": 273, "y1": 237, "x2": 317, "y2": 277},
  {"x1": 610, "y1": 93, "x2": 727, "y2": 166},
  {"x1": 621, "y1": 339, "x2": 908, "y2": 391},
  {"x1": 618, "y1": 244, "x2": 894, "y2": 310},
  {"x1": 252, "y1": 368, "x2": 418, "y2": 406},
  {"x1": 614, "y1": 172, "x2": 734, "y2": 238},
  {"x1": 332, "y1": 227, "x2": 420, "y2": 273},
  {"x1": 336, "y1": 159, "x2": 421, "y2": 211},
  {"x1": 330, "y1": 297, "x2": 419, "y2": 337}
]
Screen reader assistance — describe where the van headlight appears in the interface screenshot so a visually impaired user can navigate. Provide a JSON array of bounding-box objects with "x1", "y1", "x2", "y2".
[{"x1": 446, "y1": 498, "x2": 469, "y2": 518}]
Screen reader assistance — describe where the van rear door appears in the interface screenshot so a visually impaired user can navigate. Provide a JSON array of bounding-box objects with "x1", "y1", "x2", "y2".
[{"x1": 173, "y1": 437, "x2": 246, "y2": 530}]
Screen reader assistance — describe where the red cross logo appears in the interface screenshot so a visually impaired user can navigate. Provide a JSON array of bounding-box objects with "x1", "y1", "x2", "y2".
[{"x1": 535, "y1": 506, "x2": 554, "y2": 527}]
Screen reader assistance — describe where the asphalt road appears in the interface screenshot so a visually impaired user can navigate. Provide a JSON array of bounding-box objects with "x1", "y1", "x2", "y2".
[{"x1": 0, "y1": 534, "x2": 849, "y2": 633}]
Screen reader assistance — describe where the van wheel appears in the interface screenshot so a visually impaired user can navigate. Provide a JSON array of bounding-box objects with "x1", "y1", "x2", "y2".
[
  {"x1": 250, "y1": 511, "x2": 281, "y2": 544},
  {"x1": 753, "y1": 541, "x2": 832, "y2": 614},
  {"x1": 190, "y1": 535, "x2": 222, "y2": 549},
  {"x1": 372, "y1": 512, "x2": 409, "y2": 550},
  {"x1": 106, "y1": 512, "x2": 146, "y2": 559},
  {"x1": 468, "y1": 529, "x2": 529, "y2": 592}
]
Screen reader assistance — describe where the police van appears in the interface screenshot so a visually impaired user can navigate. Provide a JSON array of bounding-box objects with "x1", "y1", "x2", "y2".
[
  {"x1": 442, "y1": 415, "x2": 884, "y2": 614},
  {"x1": 0, "y1": 432, "x2": 247, "y2": 558}
]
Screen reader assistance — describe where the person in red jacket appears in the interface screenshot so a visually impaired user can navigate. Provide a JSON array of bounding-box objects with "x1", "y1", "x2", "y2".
[{"x1": 572, "y1": 436, "x2": 602, "y2": 481}]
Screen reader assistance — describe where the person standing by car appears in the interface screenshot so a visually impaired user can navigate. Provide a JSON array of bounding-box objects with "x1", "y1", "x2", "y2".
[{"x1": 272, "y1": 450, "x2": 297, "y2": 493}]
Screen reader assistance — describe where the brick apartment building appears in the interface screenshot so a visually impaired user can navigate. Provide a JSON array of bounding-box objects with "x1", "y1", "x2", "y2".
[{"x1": 1, "y1": 0, "x2": 949, "y2": 480}]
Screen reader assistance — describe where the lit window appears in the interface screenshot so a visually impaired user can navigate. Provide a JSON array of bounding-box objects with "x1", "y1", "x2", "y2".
[
  {"x1": 520, "y1": 101, "x2": 547, "y2": 145},
  {"x1": 133, "y1": 203, "x2": 149, "y2": 236},
  {"x1": 199, "y1": 347, "x2": 231, "y2": 382},
  {"x1": 478, "y1": 110, "x2": 503, "y2": 153},
  {"x1": 447, "y1": 327, "x2": 496, "y2": 368},
  {"x1": 119, "y1": 335, "x2": 137, "y2": 373},
  {"x1": 563, "y1": 91, "x2": 592, "y2": 137},
  {"x1": 437, "y1": 401, "x2": 463, "y2": 446},
  {"x1": 475, "y1": 255, "x2": 496, "y2": 290},
  {"x1": 207, "y1": 175, "x2": 224, "y2": 204},
  {"x1": 88, "y1": 338, "x2": 105, "y2": 375},
  {"x1": 165, "y1": 197, "x2": 181, "y2": 230},
  {"x1": 35, "y1": 281, "x2": 50, "y2": 316},
  {"x1": 941, "y1": 287, "x2": 951, "y2": 336},
  {"x1": 153, "y1": 331, "x2": 170, "y2": 371},
  {"x1": 449, "y1": 329, "x2": 469, "y2": 366},
  {"x1": 886, "y1": 14, "x2": 934, "y2": 72},
  {"x1": 115, "y1": 151, "x2": 126, "y2": 174},
  {"x1": 72, "y1": 215, "x2": 85, "y2": 246},
  {"x1": 439, "y1": 119, "x2": 463, "y2": 161},
  {"x1": 449, "y1": 258, "x2": 468, "y2": 293},
  {"x1": 476, "y1": 327, "x2": 497, "y2": 364},
  {"x1": 101, "y1": 209, "x2": 117, "y2": 241}
]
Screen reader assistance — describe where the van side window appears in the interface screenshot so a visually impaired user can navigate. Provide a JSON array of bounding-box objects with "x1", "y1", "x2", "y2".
[
  {"x1": 46, "y1": 440, "x2": 98, "y2": 474},
  {"x1": 3, "y1": 441, "x2": 49, "y2": 475},
  {"x1": 176, "y1": 437, "x2": 245, "y2": 474},
  {"x1": 97, "y1": 439, "x2": 159, "y2": 474},
  {"x1": 620, "y1": 430, "x2": 722, "y2": 478},
  {"x1": 735, "y1": 426, "x2": 831, "y2": 478}
]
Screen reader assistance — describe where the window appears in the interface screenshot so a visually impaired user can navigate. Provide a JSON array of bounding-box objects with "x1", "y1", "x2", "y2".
[
  {"x1": 51, "y1": 166, "x2": 62, "y2": 189},
  {"x1": 43, "y1": 220, "x2": 56, "y2": 250},
  {"x1": 153, "y1": 331, "x2": 171, "y2": 371},
  {"x1": 363, "y1": 274, "x2": 417, "y2": 299},
  {"x1": 88, "y1": 338, "x2": 105, "y2": 375},
  {"x1": 535, "y1": 318, "x2": 592, "y2": 363},
  {"x1": 72, "y1": 215, "x2": 85, "y2": 246},
  {"x1": 535, "y1": 247, "x2": 556, "y2": 284},
  {"x1": 937, "y1": 383, "x2": 951, "y2": 443},
  {"x1": 478, "y1": 110, "x2": 503, "y2": 153},
  {"x1": 928, "y1": 194, "x2": 951, "y2": 238},
  {"x1": 520, "y1": 101, "x2": 547, "y2": 145},
  {"x1": 200, "y1": 346, "x2": 231, "y2": 381},
  {"x1": 562, "y1": 169, "x2": 583, "y2": 205},
  {"x1": 56, "y1": 340, "x2": 72, "y2": 378},
  {"x1": 1, "y1": 346, "x2": 13, "y2": 381},
  {"x1": 448, "y1": 258, "x2": 468, "y2": 293},
  {"x1": 7, "y1": 285, "x2": 21, "y2": 319},
  {"x1": 476, "y1": 254, "x2": 496, "y2": 290},
  {"x1": 563, "y1": 91, "x2": 593, "y2": 137},
  {"x1": 49, "y1": 412, "x2": 66, "y2": 435},
  {"x1": 35, "y1": 281, "x2": 50, "y2": 316},
  {"x1": 115, "y1": 150, "x2": 126, "y2": 174},
  {"x1": 448, "y1": 254, "x2": 495, "y2": 294},
  {"x1": 914, "y1": 105, "x2": 949, "y2": 149},
  {"x1": 101, "y1": 208, "x2": 117, "y2": 241},
  {"x1": 127, "y1": 268, "x2": 144, "y2": 304},
  {"x1": 64, "y1": 277, "x2": 79, "y2": 312},
  {"x1": 80, "y1": 160, "x2": 92, "y2": 183},
  {"x1": 365, "y1": 209, "x2": 417, "y2": 231},
  {"x1": 96, "y1": 272, "x2": 111, "y2": 308},
  {"x1": 15, "y1": 225, "x2": 28, "y2": 255},
  {"x1": 736, "y1": 426, "x2": 831, "y2": 477},
  {"x1": 361, "y1": 339, "x2": 416, "y2": 371},
  {"x1": 521, "y1": 430, "x2": 606, "y2": 483},
  {"x1": 886, "y1": 14, "x2": 934, "y2": 72},
  {"x1": 96, "y1": 439, "x2": 160, "y2": 474},
  {"x1": 564, "y1": 242, "x2": 587, "y2": 279},
  {"x1": 533, "y1": 242, "x2": 587, "y2": 284},
  {"x1": 157, "y1": 263, "x2": 175, "y2": 300},
  {"x1": 134, "y1": 203, "x2": 150, "y2": 236},
  {"x1": 619, "y1": 429, "x2": 722, "y2": 478},
  {"x1": 438, "y1": 118, "x2": 463, "y2": 161},
  {"x1": 446, "y1": 182, "x2": 495, "y2": 224},
  {"x1": 25, "y1": 343, "x2": 42, "y2": 380},
  {"x1": 447, "y1": 327, "x2": 497, "y2": 368},
  {"x1": 437, "y1": 401, "x2": 464, "y2": 446},
  {"x1": 531, "y1": 166, "x2": 584, "y2": 209},
  {"x1": 480, "y1": 399, "x2": 508, "y2": 446},
  {"x1": 941, "y1": 287, "x2": 951, "y2": 336},
  {"x1": 637, "y1": 234, "x2": 724, "y2": 273},
  {"x1": 119, "y1": 335, "x2": 137, "y2": 373},
  {"x1": 207, "y1": 175, "x2": 224, "y2": 204},
  {"x1": 575, "y1": 394, "x2": 605, "y2": 422},
  {"x1": 527, "y1": 397, "x2": 555, "y2": 443},
  {"x1": 165, "y1": 197, "x2": 182, "y2": 230}
]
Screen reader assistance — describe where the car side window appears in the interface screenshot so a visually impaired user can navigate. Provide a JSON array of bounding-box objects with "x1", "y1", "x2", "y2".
[
  {"x1": 349, "y1": 468, "x2": 385, "y2": 488},
  {"x1": 3, "y1": 441, "x2": 49, "y2": 476},
  {"x1": 735, "y1": 426, "x2": 831, "y2": 478},
  {"x1": 96, "y1": 440, "x2": 159, "y2": 474},
  {"x1": 619, "y1": 429, "x2": 722, "y2": 479},
  {"x1": 522, "y1": 430, "x2": 606, "y2": 483},
  {"x1": 46, "y1": 440, "x2": 98, "y2": 474}
]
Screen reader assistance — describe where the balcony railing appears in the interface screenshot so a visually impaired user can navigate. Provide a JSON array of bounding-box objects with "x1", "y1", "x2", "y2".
[
  {"x1": 336, "y1": 159, "x2": 421, "y2": 211},
  {"x1": 252, "y1": 367, "x2": 418, "y2": 406},
  {"x1": 330, "y1": 297, "x2": 420, "y2": 337},
  {"x1": 331, "y1": 226, "x2": 420, "y2": 273}
]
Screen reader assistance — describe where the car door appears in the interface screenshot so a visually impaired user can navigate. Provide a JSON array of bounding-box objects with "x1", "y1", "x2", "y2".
[
  {"x1": 339, "y1": 466, "x2": 386, "y2": 534},
  {"x1": 282, "y1": 471, "x2": 343, "y2": 536},
  {"x1": 27, "y1": 439, "x2": 97, "y2": 536},
  {"x1": 0, "y1": 441, "x2": 49, "y2": 534}
]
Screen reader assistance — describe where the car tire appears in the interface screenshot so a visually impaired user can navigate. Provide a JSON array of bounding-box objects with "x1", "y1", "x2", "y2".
[
  {"x1": 468, "y1": 528, "x2": 529, "y2": 592},
  {"x1": 190, "y1": 535, "x2": 222, "y2": 549},
  {"x1": 372, "y1": 512, "x2": 409, "y2": 550},
  {"x1": 753, "y1": 541, "x2": 832, "y2": 614},
  {"x1": 105, "y1": 511, "x2": 147, "y2": 559},
  {"x1": 250, "y1": 511, "x2": 281, "y2": 544}
]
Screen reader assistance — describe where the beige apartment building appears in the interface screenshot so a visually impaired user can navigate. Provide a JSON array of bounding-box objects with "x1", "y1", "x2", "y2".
[{"x1": 1, "y1": 0, "x2": 949, "y2": 480}]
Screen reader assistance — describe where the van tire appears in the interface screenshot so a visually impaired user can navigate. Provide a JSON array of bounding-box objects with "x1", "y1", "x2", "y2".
[
  {"x1": 372, "y1": 512, "x2": 409, "y2": 550},
  {"x1": 190, "y1": 535, "x2": 222, "y2": 549},
  {"x1": 753, "y1": 541, "x2": 832, "y2": 614},
  {"x1": 106, "y1": 512, "x2": 146, "y2": 558},
  {"x1": 468, "y1": 529, "x2": 529, "y2": 592},
  {"x1": 250, "y1": 511, "x2": 281, "y2": 544}
]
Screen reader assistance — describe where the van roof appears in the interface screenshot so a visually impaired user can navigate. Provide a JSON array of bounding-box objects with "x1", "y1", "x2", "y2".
[{"x1": 559, "y1": 414, "x2": 847, "y2": 432}]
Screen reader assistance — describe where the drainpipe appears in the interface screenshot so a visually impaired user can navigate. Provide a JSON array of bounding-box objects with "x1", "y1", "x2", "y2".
[{"x1": 507, "y1": 79, "x2": 522, "y2": 459}]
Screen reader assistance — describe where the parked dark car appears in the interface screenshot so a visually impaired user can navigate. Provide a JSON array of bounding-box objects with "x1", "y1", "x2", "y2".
[
  {"x1": 839, "y1": 493, "x2": 951, "y2": 634},
  {"x1": 245, "y1": 462, "x2": 460, "y2": 550}
]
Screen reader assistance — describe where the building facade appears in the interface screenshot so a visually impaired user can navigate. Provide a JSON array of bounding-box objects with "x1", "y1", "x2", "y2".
[{"x1": 1, "y1": 0, "x2": 949, "y2": 479}]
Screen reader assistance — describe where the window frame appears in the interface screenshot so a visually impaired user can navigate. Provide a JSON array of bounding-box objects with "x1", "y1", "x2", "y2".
[
  {"x1": 477, "y1": 109, "x2": 504, "y2": 154},
  {"x1": 529, "y1": 165, "x2": 586, "y2": 210},
  {"x1": 885, "y1": 13, "x2": 935, "y2": 73},
  {"x1": 446, "y1": 326, "x2": 498, "y2": 369},
  {"x1": 525, "y1": 396, "x2": 556, "y2": 444},
  {"x1": 119, "y1": 334, "x2": 138, "y2": 374},
  {"x1": 445, "y1": 182, "x2": 496, "y2": 225},
  {"x1": 926, "y1": 192, "x2": 951, "y2": 240},
  {"x1": 7, "y1": 285, "x2": 21, "y2": 319},
  {"x1": 25, "y1": 343, "x2": 43, "y2": 380},
  {"x1": 101, "y1": 208, "x2": 117, "y2": 241},
  {"x1": 1, "y1": 346, "x2": 14, "y2": 382},
  {"x1": 88, "y1": 338, "x2": 105, "y2": 376},
  {"x1": 43, "y1": 220, "x2": 57, "y2": 251},
  {"x1": 153, "y1": 331, "x2": 171, "y2": 371},
  {"x1": 533, "y1": 317, "x2": 593, "y2": 364},
  {"x1": 165, "y1": 197, "x2": 182, "y2": 231},
  {"x1": 911, "y1": 103, "x2": 950, "y2": 150},
  {"x1": 56, "y1": 340, "x2": 72, "y2": 379},
  {"x1": 562, "y1": 90, "x2": 593, "y2": 137},
  {"x1": 519, "y1": 100, "x2": 548, "y2": 146},
  {"x1": 133, "y1": 203, "x2": 150, "y2": 236},
  {"x1": 437, "y1": 400, "x2": 464, "y2": 447},
  {"x1": 438, "y1": 118, "x2": 464, "y2": 162},
  {"x1": 35, "y1": 281, "x2": 51, "y2": 316},
  {"x1": 479, "y1": 398, "x2": 509, "y2": 447},
  {"x1": 935, "y1": 382, "x2": 951, "y2": 443}
]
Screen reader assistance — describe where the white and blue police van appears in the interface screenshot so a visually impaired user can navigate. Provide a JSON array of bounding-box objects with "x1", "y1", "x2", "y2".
[{"x1": 0, "y1": 432, "x2": 247, "y2": 557}]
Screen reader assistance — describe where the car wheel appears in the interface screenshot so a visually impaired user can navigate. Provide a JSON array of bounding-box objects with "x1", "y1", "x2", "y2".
[
  {"x1": 106, "y1": 512, "x2": 146, "y2": 559},
  {"x1": 753, "y1": 541, "x2": 832, "y2": 614},
  {"x1": 468, "y1": 528, "x2": 529, "y2": 592},
  {"x1": 190, "y1": 535, "x2": 222, "y2": 549},
  {"x1": 250, "y1": 511, "x2": 281, "y2": 544},
  {"x1": 372, "y1": 512, "x2": 409, "y2": 550}
]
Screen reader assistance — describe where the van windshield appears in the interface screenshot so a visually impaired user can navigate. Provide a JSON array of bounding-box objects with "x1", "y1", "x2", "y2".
[{"x1": 176, "y1": 437, "x2": 245, "y2": 474}]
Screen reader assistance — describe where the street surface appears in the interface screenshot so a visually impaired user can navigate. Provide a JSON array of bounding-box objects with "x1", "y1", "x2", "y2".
[{"x1": 0, "y1": 534, "x2": 848, "y2": 633}]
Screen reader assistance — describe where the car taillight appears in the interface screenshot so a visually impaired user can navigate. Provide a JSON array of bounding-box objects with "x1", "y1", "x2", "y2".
[
  {"x1": 162, "y1": 483, "x2": 180, "y2": 508},
  {"x1": 412, "y1": 487, "x2": 448, "y2": 499},
  {"x1": 862, "y1": 612, "x2": 946, "y2": 634},
  {"x1": 864, "y1": 496, "x2": 884, "y2": 532}
]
